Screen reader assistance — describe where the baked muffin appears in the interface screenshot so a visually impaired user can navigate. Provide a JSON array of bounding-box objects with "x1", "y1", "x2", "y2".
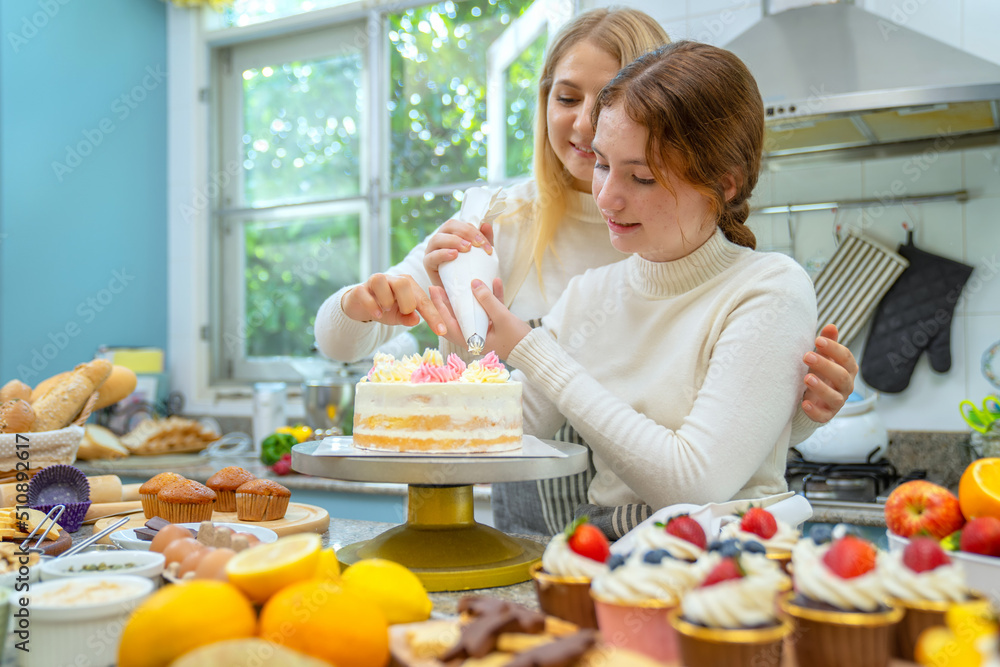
[
  {"x1": 235, "y1": 479, "x2": 290, "y2": 521},
  {"x1": 157, "y1": 479, "x2": 216, "y2": 523},
  {"x1": 139, "y1": 472, "x2": 187, "y2": 519},
  {"x1": 205, "y1": 466, "x2": 256, "y2": 512}
]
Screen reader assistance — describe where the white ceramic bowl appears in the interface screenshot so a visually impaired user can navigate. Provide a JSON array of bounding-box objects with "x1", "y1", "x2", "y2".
[
  {"x1": 111, "y1": 522, "x2": 278, "y2": 551},
  {"x1": 40, "y1": 550, "x2": 165, "y2": 582},
  {"x1": 887, "y1": 530, "x2": 1000, "y2": 598},
  {"x1": 9, "y1": 575, "x2": 154, "y2": 667},
  {"x1": 0, "y1": 556, "x2": 43, "y2": 588}
]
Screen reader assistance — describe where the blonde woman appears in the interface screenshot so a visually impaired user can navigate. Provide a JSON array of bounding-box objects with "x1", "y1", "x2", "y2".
[{"x1": 315, "y1": 9, "x2": 858, "y2": 535}]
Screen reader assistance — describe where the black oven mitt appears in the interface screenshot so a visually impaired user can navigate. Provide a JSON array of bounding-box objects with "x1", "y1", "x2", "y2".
[{"x1": 861, "y1": 232, "x2": 973, "y2": 393}]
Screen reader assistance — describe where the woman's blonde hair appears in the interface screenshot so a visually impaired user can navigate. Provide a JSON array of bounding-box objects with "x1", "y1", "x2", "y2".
[
  {"x1": 529, "y1": 9, "x2": 669, "y2": 279},
  {"x1": 592, "y1": 41, "x2": 763, "y2": 249}
]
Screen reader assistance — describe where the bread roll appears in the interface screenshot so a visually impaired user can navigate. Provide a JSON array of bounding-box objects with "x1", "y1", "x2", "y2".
[
  {"x1": 31, "y1": 359, "x2": 112, "y2": 432},
  {"x1": 0, "y1": 399, "x2": 35, "y2": 433},
  {"x1": 93, "y1": 365, "x2": 137, "y2": 410},
  {"x1": 30, "y1": 370, "x2": 70, "y2": 404},
  {"x1": 0, "y1": 380, "x2": 31, "y2": 403},
  {"x1": 77, "y1": 425, "x2": 129, "y2": 460}
]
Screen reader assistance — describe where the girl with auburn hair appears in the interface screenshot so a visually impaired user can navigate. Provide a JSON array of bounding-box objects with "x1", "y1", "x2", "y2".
[
  {"x1": 430, "y1": 40, "x2": 818, "y2": 534},
  {"x1": 314, "y1": 10, "x2": 858, "y2": 536}
]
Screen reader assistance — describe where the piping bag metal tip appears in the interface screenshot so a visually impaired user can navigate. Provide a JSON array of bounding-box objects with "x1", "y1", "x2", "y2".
[{"x1": 467, "y1": 335, "x2": 485, "y2": 356}]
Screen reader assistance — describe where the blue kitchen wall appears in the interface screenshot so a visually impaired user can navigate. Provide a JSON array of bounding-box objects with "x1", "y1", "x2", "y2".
[{"x1": 0, "y1": 0, "x2": 168, "y2": 384}]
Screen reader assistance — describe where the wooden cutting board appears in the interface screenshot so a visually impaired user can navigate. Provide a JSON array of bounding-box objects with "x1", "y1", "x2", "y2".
[
  {"x1": 93, "y1": 502, "x2": 330, "y2": 544},
  {"x1": 5, "y1": 531, "x2": 73, "y2": 557}
]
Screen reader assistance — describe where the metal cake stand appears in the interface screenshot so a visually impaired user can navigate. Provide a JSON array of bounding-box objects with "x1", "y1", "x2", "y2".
[{"x1": 292, "y1": 438, "x2": 588, "y2": 592}]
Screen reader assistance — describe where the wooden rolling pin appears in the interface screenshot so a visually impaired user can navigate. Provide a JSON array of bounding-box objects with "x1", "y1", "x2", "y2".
[
  {"x1": 84, "y1": 501, "x2": 143, "y2": 523},
  {"x1": 0, "y1": 475, "x2": 127, "y2": 507}
]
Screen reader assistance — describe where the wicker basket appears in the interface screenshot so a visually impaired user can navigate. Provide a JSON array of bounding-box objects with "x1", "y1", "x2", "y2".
[{"x1": 0, "y1": 391, "x2": 98, "y2": 478}]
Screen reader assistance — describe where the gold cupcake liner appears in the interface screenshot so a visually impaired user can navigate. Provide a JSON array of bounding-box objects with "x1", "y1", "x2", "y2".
[
  {"x1": 670, "y1": 608, "x2": 791, "y2": 667},
  {"x1": 140, "y1": 493, "x2": 158, "y2": 520},
  {"x1": 235, "y1": 492, "x2": 289, "y2": 521},
  {"x1": 213, "y1": 489, "x2": 236, "y2": 513},
  {"x1": 890, "y1": 593, "x2": 982, "y2": 662},
  {"x1": 529, "y1": 562, "x2": 598, "y2": 629},
  {"x1": 159, "y1": 501, "x2": 215, "y2": 524}
]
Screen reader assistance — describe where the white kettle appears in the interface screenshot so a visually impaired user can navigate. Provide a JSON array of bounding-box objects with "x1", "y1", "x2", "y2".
[{"x1": 794, "y1": 387, "x2": 889, "y2": 463}]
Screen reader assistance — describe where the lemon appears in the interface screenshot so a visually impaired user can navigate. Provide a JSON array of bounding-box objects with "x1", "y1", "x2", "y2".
[
  {"x1": 259, "y1": 580, "x2": 389, "y2": 667},
  {"x1": 314, "y1": 547, "x2": 341, "y2": 581},
  {"x1": 947, "y1": 598, "x2": 996, "y2": 641},
  {"x1": 340, "y1": 558, "x2": 432, "y2": 624},
  {"x1": 118, "y1": 581, "x2": 256, "y2": 667},
  {"x1": 225, "y1": 532, "x2": 322, "y2": 603}
]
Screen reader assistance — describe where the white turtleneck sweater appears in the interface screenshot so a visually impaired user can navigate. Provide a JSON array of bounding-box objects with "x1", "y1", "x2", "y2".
[
  {"x1": 314, "y1": 179, "x2": 626, "y2": 363},
  {"x1": 506, "y1": 228, "x2": 818, "y2": 511}
]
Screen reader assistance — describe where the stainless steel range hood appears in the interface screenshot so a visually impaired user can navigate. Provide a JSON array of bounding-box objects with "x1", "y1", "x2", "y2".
[{"x1": 724, "y1": 2, "x2": 1000, "y2": 158}]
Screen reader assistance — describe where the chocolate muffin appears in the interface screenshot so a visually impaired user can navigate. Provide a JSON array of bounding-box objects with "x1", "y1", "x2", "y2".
[
  {"x1": 205, "y1": 466, "x2": 256, "y2": 512},
  {"x1": 139, "y1": 472, "x2": 187, "y2": 519},
  {"x1": 157, "y1": 479, "x2": 216, "y2": 523},
  {"x1": 235, "y1": 479, "x2": 290, "y2": 521}
]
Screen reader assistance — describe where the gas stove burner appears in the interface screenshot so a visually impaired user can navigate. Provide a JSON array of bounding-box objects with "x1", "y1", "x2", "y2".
[{"x1": 786, "y1": 448, "x2": 926, "y2": 503}]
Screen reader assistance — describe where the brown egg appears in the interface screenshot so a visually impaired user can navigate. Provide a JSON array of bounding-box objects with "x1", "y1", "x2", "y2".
[
  {"x1": 150, "y1": 525, "x2": 194, "y2": 554},
  {"x1": 193, "y1": 548, "x2": 236, "y2": 581},
  {"x1": 235, "y1": 533, "x2": 260, "y2": 549},
  {"x1": 163, "y1": 537, "x2": 206, "y2": 567},
  {"x1": 179, "y1": 546, "x2": 214, "y2": 577}
]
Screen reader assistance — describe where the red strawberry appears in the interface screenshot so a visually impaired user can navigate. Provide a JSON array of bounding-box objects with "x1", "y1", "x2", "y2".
[
  {"x1": 664, "y1": 514, "x2": 707, "y2": 549},
  {"x1": 740, "y1": 507, "x2": 778, "y2": 540},
  {"x1": 566, "y1": 518, "x2": 610, "y2": 564},
  {"x1": 902, "y1": 537, "x2": 951, "y2": 573},
  {"x1": 960, "y1": 517, "x2": 1000, "y2": 557},
  {"x1": 700, "y1": 557, "x2": 744, "y2": 587},
  {"x1": 822, "y1": 535, "x2": 877, "y2": 579}
]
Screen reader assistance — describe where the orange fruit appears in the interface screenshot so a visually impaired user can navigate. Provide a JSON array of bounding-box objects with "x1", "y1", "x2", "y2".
[
  {"x1": 959, "y1": 458, "x2": 1000, "y2": 520},
  {"x1": 259, "y1": 580, "x2": 389, "y2": 667},
  {"x1": 118, "y1": 581, "x2": 256, "y2": 667}
]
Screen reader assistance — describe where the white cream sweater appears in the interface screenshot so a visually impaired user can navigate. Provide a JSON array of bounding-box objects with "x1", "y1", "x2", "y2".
[{"x1": 507, "y1": 228, "x2": 819, "y2": 510}]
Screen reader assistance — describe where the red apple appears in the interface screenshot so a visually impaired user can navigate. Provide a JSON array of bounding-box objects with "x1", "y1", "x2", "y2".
[
  {"x1": 884, "y1": 480, "x2": 965, "y2": 539},
  {"x1": 960, "y1": 517, "x2": 1000, "y2": 557}
]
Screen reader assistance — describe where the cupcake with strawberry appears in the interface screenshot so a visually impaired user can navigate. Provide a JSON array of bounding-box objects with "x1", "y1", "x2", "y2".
[
  {"x1": 781, "y1": 531, "x2": 902, "y2": 667},
  {"x1": 719, "y1": 506, "x2": 798, "y2": 570},
  {"x1": 885, "y1": 536, "x2": 974, "y2": 661},
  {"x1": 671, "y1": 554, "x2": 793, "y2": 667},
  {"x1": 531, "y1": 517, "x2": 610, "y2": 629},
  {"x1": 632, "y1": 513, "x2": 707, "y2": 561}
]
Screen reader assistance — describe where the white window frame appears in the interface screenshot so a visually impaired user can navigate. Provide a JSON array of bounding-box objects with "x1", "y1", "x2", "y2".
[{"x1": 167, "y1": 0, "x2": 573, "y2": 417}]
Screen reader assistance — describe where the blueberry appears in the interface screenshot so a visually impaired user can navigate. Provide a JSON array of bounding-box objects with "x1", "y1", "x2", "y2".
[
  {"x1": 643, "y1": 549, "x2": 671, "y2": 564},
  {"x1": 743, "y1": 540, "x2": 766, "y2": 554},
  {"x1": 707, "y1": 540, "x2": 725, "y2": 552},
  {"x1": 809, "y1": 524, "x2": 833, "y2": 544},
  {"x1": 719, "y1": 541, "x2": 741, "y2": 558},
  {"x1": 608, "y1": 554, "x2": 627, "y2": 570}
]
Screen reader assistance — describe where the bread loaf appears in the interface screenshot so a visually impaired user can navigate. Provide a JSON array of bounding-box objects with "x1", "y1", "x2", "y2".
[
  {"x1": 0, "y1": 380, "x2": 31, "y2": 403},
  {"x1": 31, "y1": 359, "x2": 112, "y2": 432},
  {"x1": 93, "y1": 365, "x2": 137, "y2": 410},
  {"x1": 30, "y1": 370, "x2": 70, "y2": 404},
  {"x1": 77, "y1": 424, "x2": 129, "y2": 460},
  {"x1": 0, "y1": 400, "x2": 35, "y2": 433}
]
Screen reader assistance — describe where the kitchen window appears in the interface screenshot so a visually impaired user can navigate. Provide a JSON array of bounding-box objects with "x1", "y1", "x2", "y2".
[{"x1": 209, "y1": 0, "x2": 564, "y2": 385}]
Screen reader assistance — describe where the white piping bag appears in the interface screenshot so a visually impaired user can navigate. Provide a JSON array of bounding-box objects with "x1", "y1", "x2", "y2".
[{"x1": 439, "y1": 185, "x2": 506, "y2": 354}]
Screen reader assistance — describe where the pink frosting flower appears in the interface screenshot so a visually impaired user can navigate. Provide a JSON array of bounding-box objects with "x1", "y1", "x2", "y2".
[
  {"x1": 410, "y1": 362, "x2": 460, "y2": 383},
  {"x1": 479, "y1": 351, "x2": 504, "y2": 370},
  {"x1": 447, "y1": 354, "x2": 467, "y2": 375}
]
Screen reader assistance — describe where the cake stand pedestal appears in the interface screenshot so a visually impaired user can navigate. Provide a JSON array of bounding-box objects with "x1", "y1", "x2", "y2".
[{"x1": 292, "y1": 438, "x2": 588, "y2": 592}]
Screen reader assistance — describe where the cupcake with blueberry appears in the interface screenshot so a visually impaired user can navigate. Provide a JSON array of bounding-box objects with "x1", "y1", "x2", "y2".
[
  {"x1": 531, "y1": 517, "x2": 610, "y2": 629},
  {"x1": 590, "y1": 548, "x2": 713, "y2": 663},
  {"x1": 671, "y1": 553, "x2": 793, "y2": 667},
  {"x1": 631, "y1": 514, "x2": 707, "y2": 562},
  {"x1": 884, "y1": 536, "x2": 975, "y2": 661},
  {"x1": 705, "y1": 538, "x2": 791, "y2": 595},
  {"x1": 780, "y1": 530, "x2": 901, "y2": 667},
  {"x1": 719, "y1": 507, "x2": 798, "y2": 571}
]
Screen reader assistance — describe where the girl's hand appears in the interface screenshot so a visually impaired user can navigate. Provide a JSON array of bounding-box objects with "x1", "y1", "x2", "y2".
[
  {"x1": 801, "y1": 324, "x2": 859, "y2": 422},
  {"x1": 342, "y1": 273, "x2": 447, "y2": 335},
  {"x1": 423, "y1": 219, "x2": 494, "y2": 287},
  {"x1": 429, "y1": 278, "x2": 530, "y2": 360}
]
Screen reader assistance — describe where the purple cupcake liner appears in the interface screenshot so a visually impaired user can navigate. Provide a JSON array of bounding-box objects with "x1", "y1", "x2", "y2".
[
  {"x1": 30, "y1": 501, "x2": 91, "y2": 533},
  {"x1": 27, "y1": 465, "x2": 91, "y2": 506}
]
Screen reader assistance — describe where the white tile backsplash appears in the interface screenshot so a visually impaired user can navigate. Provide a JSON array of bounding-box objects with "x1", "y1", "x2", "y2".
[
  {"x1": 962, "y1": 0, "x2": 1000, "y2": 65},
  {"x1": 862, "y1": 0, "x2": 963, "y2": 50},
  {"x1": 962, "y1": 198, "x2": 1000, "y2": 315},
  {"x1": 861, "y1": 153, "x2": 963, "y2": 200},
  {"x1": 964, "y1": 146, "x2": 1000, "y2": 199},
  {"x1": 772, "y1": 162, "x2": 864, "y2": 204},
  {"x1": 966, "y1": 314, "x2": 1000, "y2": 401},
  {"x1": 688, "y1": 4, "x2": 760, "y2": 46}
]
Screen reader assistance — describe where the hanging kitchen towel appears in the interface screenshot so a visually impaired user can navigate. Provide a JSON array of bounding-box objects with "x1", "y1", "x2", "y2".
[
  {"x1": 861, "y1": 233, "x2": 974, "y2": 393},
  {"x1": 813, "y1": 229, "x2": 909, "y2": 346}
]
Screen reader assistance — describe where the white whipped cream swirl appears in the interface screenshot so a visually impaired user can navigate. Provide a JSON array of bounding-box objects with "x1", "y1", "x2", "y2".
[
  {"x1": 791, "y1": 540, "x2": 889, "y2": 611},
  {"x1": 590, "y1": 552, "x2": 712, "y2": 605},
  {"x1": 882, "y1": 550, "x2": 968, "y2": 603},
  {"x1": 719, "y1": 518, "x2": 799, "y2": 552},
  {"x1": 540, "y1": 533, "x2": 608, "y2": 580},
  {"x1": 681, "y1": 559, "x2": 787, "y2": 629},
  {"x1": 631, "y1": 523, "x2": 705, "y2": 561}
]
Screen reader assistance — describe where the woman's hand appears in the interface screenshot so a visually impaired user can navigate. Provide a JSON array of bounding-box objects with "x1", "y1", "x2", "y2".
[
  {"x1": 423, "y1": 219, "x2": 494, "y2": 287},
  {"x1": 429, "y1": 278, "x2": 530, "y2": 360},
  {"x1": 341, "y1": 273, "x2": 447, "y2": 335},
  {"x1": 801, "y1": 324, "x2": 859, "y2": 422}
]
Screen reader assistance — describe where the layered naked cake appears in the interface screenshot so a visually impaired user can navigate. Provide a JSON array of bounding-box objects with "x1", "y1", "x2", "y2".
[{"x1": 353, "y1": 349, "x2": 522, "y2": 453}]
